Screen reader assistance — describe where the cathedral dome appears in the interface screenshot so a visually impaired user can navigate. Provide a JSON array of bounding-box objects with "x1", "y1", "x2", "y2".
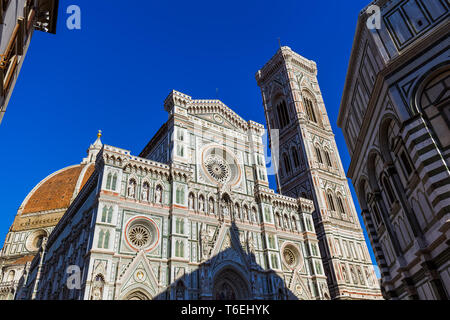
[
  {"x1": 19, "y1": 163, "x2": 95, "y2": 215},
  {"x1": 15, "y1": 131, "x2": 103, "y2": 222},
  {"x1": 10, "y1": 162, "x2": 96, "y2": 233}
]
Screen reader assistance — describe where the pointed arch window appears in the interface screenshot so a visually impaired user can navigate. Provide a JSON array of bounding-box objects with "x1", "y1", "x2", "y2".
[
  {"x1": 337, "y1": 197, "x2": 346, "y2": 216},
  {"x1": 112, "y1": 174, "x2": 117, "y2": 191},
  {"x1": 175, "y1": 241, "x2": 184, "y2": 258},
  {"x1": 106, "y1": 173, "x2": 112, "y2": 190},
  {"x1": 305, "y1": 218, "x2": 313, "y2": 232},
  {"x1": 276, "y1": 100, "x2": 290, "y2": 129},
  {"x1": 325, "y1": 150, "x2": 332, "y2": 167},
  {"x1": 283, "y1": 153, "x2": 292, "y2": 175},
  {"x1": 176, "y1": 218, "x2": 184, "y2": 234},
  {"x1": 103, "y1": 231, "x2": 110, "y2": 249},
  {"x1": 177, "y1": 145, "x2": 185, "y2": 157},
  {"x1": 176, "y1": 186, "x2": 185, "y2": 205},
  {"x1": 98, "y1": 230, "x2": 104, "y2": 248},
  {"x1": 304, "y1": 98, "x2": 317, "y2": 123},
  {"x1": 271, "y1": 254, "x2": 279, "y2": 269},
  {"x1": 315, "y1": 147, "x2": 323, "y2": 164},
  {"x1": 267, "y1": 235, "x2": 276, "y2": 249},
  {"x1": 327, "y1": 193, "x2": 336, "y2": 212},
  {"x1": 291, "y1": 147, "x2": 300, "y2": 168},
  {"x1": 107, "y1": 207, "x2": 113, "y2": 223},
  {"x1": 101, "y1": 207, "x2": 107, "y2": 223},
  {"x1": 98, "y1": 230, "x2": 110, "y2": 249}
]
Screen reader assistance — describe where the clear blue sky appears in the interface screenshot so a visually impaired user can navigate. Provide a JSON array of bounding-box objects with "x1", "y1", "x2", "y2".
[{"x1": 0, "y1": 0, "x2": 378, "y2": 271}]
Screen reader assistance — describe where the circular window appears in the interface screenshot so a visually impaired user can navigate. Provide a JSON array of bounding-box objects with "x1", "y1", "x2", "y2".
[
  {"x1": 283, "y1": 248, "x2": 297, "y2": 267},
  {"x1": 201, "y1": 146, "x2": 241, "y2": 186},
  {"x1": 128, "y1": 225, "x2": 151, "y2": 248},
  {"x1": 125, "y1": 217, "x2": 159, "y2": 252},
  {"x1": 25, "y1": 230, "x2": 47, "y2": 252},
  {"x1": 205, "y1": 156, "x2": 231, "y2": 184},
  {"x1": 281, "y1": 243, "x2": 302, "y2": 269}
]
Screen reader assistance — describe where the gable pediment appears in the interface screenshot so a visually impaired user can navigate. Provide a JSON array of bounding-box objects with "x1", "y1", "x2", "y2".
[{"x1": 187, "y1": 100, "x2": 248, "y2": 131}]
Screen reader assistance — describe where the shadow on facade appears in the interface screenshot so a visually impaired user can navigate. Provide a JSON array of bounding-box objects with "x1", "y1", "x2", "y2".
[{"x1": 147, "y1": 221, "x2": 300, "y2": 301}]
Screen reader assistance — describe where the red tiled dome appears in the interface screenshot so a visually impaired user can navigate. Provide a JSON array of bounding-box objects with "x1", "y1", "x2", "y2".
[{"x1": 20, "y1": 163, "x2": 95, "y2": 215}]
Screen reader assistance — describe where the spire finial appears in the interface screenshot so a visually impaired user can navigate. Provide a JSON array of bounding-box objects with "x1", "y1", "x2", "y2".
[
  {"x1": 278, "y1": 37, "x2": 282, "y2": 49},
  {"x1": 97, "y1": 130, "x2": 102, "y2": 139}
]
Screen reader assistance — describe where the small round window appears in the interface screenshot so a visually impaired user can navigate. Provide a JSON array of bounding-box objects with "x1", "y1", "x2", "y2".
[{"x1": 25, "y1": 230, "x2": 47, "y2": 252}]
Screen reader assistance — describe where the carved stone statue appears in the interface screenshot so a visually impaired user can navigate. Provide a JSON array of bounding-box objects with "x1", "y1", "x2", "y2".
[
  {"x1": 90, "y1": 275, "x2": 104, "y2": 300},
  {"x1": 247, "y1": 233, "x2": 255, "y2": 254},
  {"x1": 200, "y1": 227, "x2": 210, "y2": 260},
  {"x1": 251, "y1": 208, "x2": 257, "y2": 222},
  {"x1": 128, "y1": 181, "x2": 136, "y2": 198},
  {"x1": 142, "y1": 184, "x2": 149, "y2": 201},
  {"x1": 222, "y1": 201, "x2": 229, "y2": 217},
  {"x1": 188, "y1": 194, "x2": 194, "y2": 210},
  {"x1": 199, "y1": 197, "x2": 204, "y2": 212},
  {"x1": 209, "y1": 198, "x2": 215, "y2": 214},
  {"x1": 155, "y1": 186, "x2": 162, "y2": 204}
]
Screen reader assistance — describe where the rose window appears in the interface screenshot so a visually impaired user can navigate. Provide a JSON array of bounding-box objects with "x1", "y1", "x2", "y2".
[
  {"x1": 128, "y1": 225, "x2": 151, "y2": 248},
  {"x1": 283, "y1": 248, "x2": 296, "y2": 267},
  {"x1": 282, "y1": 244, "x2": 302, "y2": 269},
  {"x1": 205, "y1": 156, "x2": 231, "y2": 184},
  {"x1": 125, "y1": 217, "x2": 159, "y2": 252}
]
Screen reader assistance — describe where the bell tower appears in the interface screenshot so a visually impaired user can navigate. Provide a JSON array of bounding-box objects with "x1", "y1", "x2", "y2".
[{"x1": 256, "y1": 47, "x2": 382, "y2": 300}]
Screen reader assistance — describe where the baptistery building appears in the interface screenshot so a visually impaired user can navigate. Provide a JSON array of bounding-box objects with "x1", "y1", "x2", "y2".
[
  {"x1": 338, "y1": 0, "x2": 449, "y2": 299},
  {"x1": 2, "y1": 48, "x2": 381, "y2": 300}
]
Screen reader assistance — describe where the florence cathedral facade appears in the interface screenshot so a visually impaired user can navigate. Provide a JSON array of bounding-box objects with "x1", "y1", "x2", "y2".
[{"x1": 0, "y1": 47, "x2": 382, "y2": 300}]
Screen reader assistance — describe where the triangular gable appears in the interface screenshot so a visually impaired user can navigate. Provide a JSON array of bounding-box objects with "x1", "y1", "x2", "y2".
[
  {"x1": 288, "y1": 272, "x2": 313, "y2": 300},
  {"x1": 210, "y1": 226, "x2": 251, "y2": 271},
  {"x1": 116, "y1": 250, "x2": 160, "y2": 299},
  {"x1": 187, "y1": 100, "x2": 249, "y2": 132}
]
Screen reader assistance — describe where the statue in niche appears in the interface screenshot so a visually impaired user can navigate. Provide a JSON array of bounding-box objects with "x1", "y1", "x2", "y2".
[
  {"x1": 155, "y1": 185, "x2": 162, "y2": 204},
  {"x1": 188, "y1": 193, "x2": 194, "y2": 210},
  {"x1": 284, "y1": 216, "x2": 289, "y2": 229},
  {"x1": 247, "y1": 233, "x2": 255, "y2": 254},
  {"x1": 90, "y1": 275, "x2": 104, "y2": 300},
  {"x1": 208, "y1": 198, "x2": 215, "y2": 214},
  {"x1": 127, "y1": 180, "x2": 136, "y2": 198},
  {"x1": 251, "y1": 208, "x2": 257, "y2": 222},
  {"x1": 199, "y1": 196, "x2": 205, "y2": 212},
  {"x1": 221, "y1": 200, "x2": 229, "y2": 217},
  {"x1": 142, "y1": 183, "x2": 149, "y2": 201},
  {"x1": 200, "y1": 226, "x2": 210, "y2": 260}
]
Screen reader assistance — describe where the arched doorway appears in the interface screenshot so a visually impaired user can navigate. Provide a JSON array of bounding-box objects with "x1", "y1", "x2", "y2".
[
  {"x1": 124, "y1": 290, "x2": 152, "y2": 300},
  {"x1": 213, "y1": 267, "x2": 250, "y2": 300}
]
